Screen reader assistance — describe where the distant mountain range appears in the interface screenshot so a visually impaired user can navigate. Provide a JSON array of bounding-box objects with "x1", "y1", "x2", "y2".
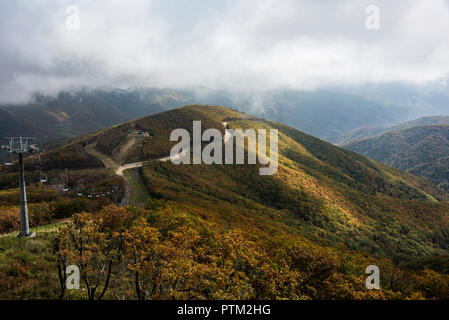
[
  {"x1": 343, "y1": 117, "x2": 449, "y2": 191},
  {"x1": 225, "y1": 89, "x2": 412, "y2": 143},
  {"x1": 333, "y1": 81, "x2": 449, "y2": 117},
  {"x1": 336, "y1": 116, "x2": 449, "y2": 145},
  {"x1": 0, "y1": 88, "x2": 196, "y2": 143},
  {"x1": 2, "y1": 82, "x2": 449, "y2": 146}
]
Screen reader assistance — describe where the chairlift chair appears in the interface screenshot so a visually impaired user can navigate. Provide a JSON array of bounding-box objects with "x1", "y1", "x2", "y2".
[
  {"x1": 40, "y1": 172, "x2": 48, "y2": 183},
  {"x1": 88, "y1": 186, "x2": 95, "y2": 198},
  {"x1": 32, "y1": 155, "x2": 41, "y2": 167},
  {"x1": 77, "y1": 181, "x2": 84, "y2": 196},
  {"x1": 60, "y1": 173, "x2": 69, "y2": 192},
  {"x1": 3, "y1": 153, "x2": 13, "y2": 166}
]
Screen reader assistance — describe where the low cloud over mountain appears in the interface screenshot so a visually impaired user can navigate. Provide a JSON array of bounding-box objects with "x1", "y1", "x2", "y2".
[{"x1": 1, "y1": 0, "x2": 449, "y2": 103}]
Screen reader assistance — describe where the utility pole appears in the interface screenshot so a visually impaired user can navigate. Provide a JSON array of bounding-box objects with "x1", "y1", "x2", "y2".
[{"x1": 2, "y1": 137, "x2": 39, "y2": 238}]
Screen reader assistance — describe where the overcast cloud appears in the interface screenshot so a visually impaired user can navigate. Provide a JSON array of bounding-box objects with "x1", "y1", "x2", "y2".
[{"x1": 1, "y1": 0, "x2": 449, "y2": 103}]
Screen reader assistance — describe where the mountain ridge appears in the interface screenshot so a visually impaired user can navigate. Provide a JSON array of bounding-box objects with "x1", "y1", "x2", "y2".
[
  {"x1": 3, "y1": 104, "x2": 449, "y2": 299},
  {"x1": 337, "y1": 116, "x2": 449, "y2": 145},
  {"x1": 10, "y1": 104, "x2": 448, "y2": 258},
  {"x1": 344, "y1": 123, "x2": 449, "y2": 192},
  {"x1": 0, "y1": 87, "x2": 426, "y2": 144}
]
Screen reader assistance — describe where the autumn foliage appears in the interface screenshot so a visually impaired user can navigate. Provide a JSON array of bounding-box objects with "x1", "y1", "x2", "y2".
[{"x1": 50, "y1": 204, "x2": 449, "y2": 300}]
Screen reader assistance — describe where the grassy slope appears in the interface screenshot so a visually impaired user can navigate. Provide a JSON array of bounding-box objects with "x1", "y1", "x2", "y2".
[{"x1": 122, "y1": 168, "x2": 150, "y2": 206}]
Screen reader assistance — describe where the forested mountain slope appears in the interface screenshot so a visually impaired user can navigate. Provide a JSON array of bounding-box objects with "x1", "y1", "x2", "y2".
[
  {"x1": 25, "y1": 105, "x2": 449, "y2": 258},
  {"x1": 344, "y1": 124, "x2": 449, "y2": 192}
]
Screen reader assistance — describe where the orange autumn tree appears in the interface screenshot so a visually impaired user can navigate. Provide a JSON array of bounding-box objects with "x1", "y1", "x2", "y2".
[
  {"x1": 54, "y1": 205, "x2": 134, "y2": 300},
  {"x1": 29, "y1": 202, "x2": 54, "y2": 233},
  {"x1": 119, "y1": 217, "x2": 162, "y2": 300}
]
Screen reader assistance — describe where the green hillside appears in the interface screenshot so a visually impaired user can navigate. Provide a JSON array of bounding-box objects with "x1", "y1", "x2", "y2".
[
  {"x1": 2, "y1": 105, "x2": 449, "y2": 299},
  {"x1": 344, "y1": 124, "x2": 449, "y2": 191},
  {"x1": 39, "y1": 104, "x2": 449, "y2": 257}
]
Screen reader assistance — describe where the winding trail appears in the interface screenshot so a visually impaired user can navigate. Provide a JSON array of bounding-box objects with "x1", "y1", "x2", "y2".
[
  {"x1": 85, "y1": 122, "x2": 230, "y2": 206},
  {"x1": 115, "y1": 121, "x2": 230, "y2": 167},
  {"x1": 115, "y1": 162, "x2": 144, "y2": 176},
  {"x1": 85, "y1": 143, "x2": 119, "y2": 171}
]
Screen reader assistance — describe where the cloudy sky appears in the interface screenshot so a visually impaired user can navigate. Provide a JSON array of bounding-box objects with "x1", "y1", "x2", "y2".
[{"x1": 1, "y1": 0, "x2": 449, "y2": 103}]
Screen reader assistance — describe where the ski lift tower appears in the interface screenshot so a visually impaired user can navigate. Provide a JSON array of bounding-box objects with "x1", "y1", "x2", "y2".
[{"x1": 1, "y1": 137, "x2": 39, "y2": 237}]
